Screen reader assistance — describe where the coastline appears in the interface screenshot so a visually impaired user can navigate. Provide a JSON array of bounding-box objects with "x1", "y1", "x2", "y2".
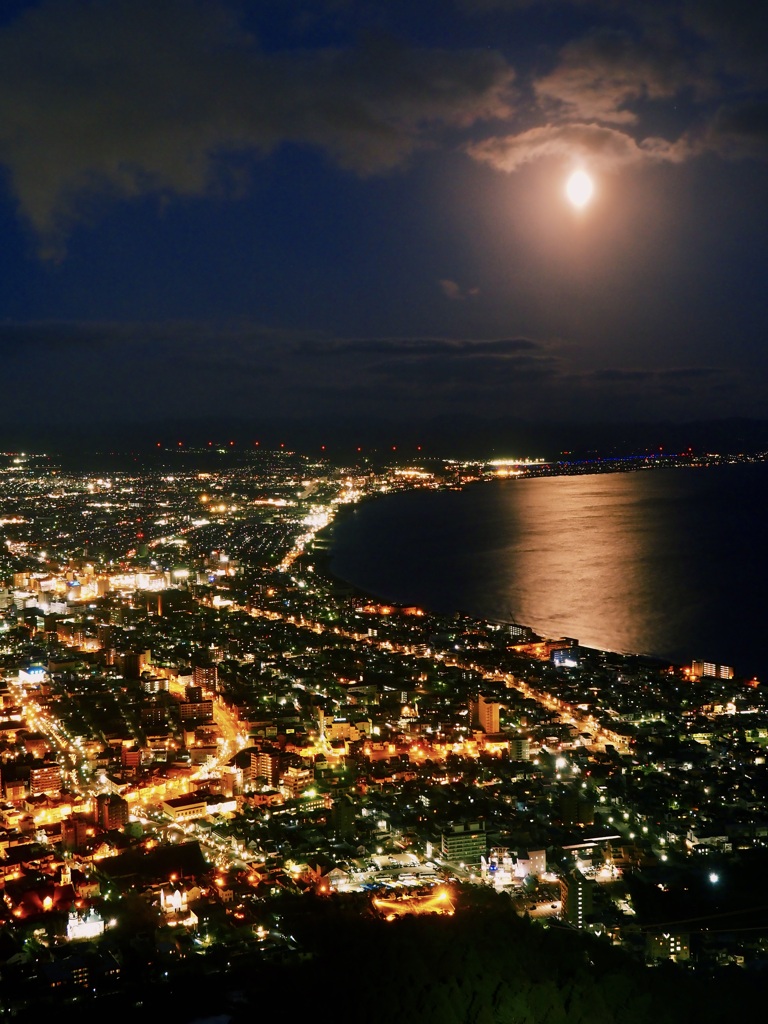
[
  {"x1": 308, "y1": 460, "x2": 768, "y2": 681},
  {"x1": 308, "y1": 483, "x2": 663, "y2": 671}
]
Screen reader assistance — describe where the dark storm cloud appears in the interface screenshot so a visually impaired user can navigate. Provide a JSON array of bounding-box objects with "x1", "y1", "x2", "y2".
[{"x1": 0, "y1": 0, "x2": 514, "y2": 252}]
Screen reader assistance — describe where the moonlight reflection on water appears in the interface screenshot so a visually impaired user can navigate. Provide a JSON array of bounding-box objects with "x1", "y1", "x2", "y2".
[{"x1": 329, "y1": 464, "x2": 768, "y2": 679}]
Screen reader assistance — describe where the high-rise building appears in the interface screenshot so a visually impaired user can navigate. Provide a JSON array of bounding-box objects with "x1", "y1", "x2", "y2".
[
  {"x1": 691, "y1": 660, "x2": 734, "y2": 680},
  {"x1": 560, "y1": 869, "x2": 593, "y2": 929},
  {"x1": 279, "y1": 765, "x2": 313, "y2": 799},
  {"x1": 331, "y1": 794, "x2": 357, "y2": 840},
  {"x1": 118, "y1": 651, "x2": 145, "y2": 679},
  {"x1": 560, "y1": 790, "x2": 595, "y2": 827},
  {"x1": 192, "y1": 661, "x2": 218, "y2": 691},
  {"x1": 62, "y1": 815, "x2": 91, "y2": 852},
  {"x1": 470, "y1": 695, "x2": 500, "y2": 734},
  {"x1": 439, "y1": 820, "x2": 487, "y2": 864},
  {"x1": 141, "y1": 706, "x2": 166, "y2": 730},
  {"x1": 29, "y1": 761, "x2": 62, "y2": 796},
  {"x1": 95, "y1": 793, "x2": 129, "y2": 831},
  {"x1": 121, "y1": 747, "x2": 141, "y2": 771},
  {"x1": 179, "y1": 699, "x2": 213, "y2": 722},
  {"x1": 253, "y1": 749, "x2": 282, "y2": 787},
  {"x1": 646, "y1": 931, "x2": 690, "y2": 962},
  {"x1": 509, "y1": 736, "x2": 530, "y2": 761}
]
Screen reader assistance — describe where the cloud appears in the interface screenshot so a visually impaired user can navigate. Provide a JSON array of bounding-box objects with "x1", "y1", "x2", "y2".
[
  {"x1": 466, "y1": 121, "x2": 691, "y2": 174},
  {"x1": 568, "y1": 365, "x2": 735, "y2": 407},
  {"x1": 369, "y1": 352, "x2": 556, "y2": 387},
  {"x1": 584, "y1": 366, "x2": 722, "y2": 385},
  {"x1": 0, "y1": 0, "x2": 514, "y2": 254},
  {"x1": 463, "y1": 0, "x2": 768, "y2": 86},
  {"x1": 0, "y1": 320, "x2": 543, "y2": 367},
  {"x1": 297, "y1": 335, "x2": 541, "y2": 358},
  {"x1": 681, "y1": 0, "x2": 768, "y2": 84},
  {"x1": 534, "y1": 28, "x2": 704, "y2": 125},
  {"x1": 703, "y1": 101, "x2": 768, "y2": 160},
  {"x1": 0, "y1": 318, "x2": 755, "y2": 422},
  {"x1": 439, "y1": 279, "x2": 481, "y2": 300},
  {"x1": 0, "y1": 322, "x2": 122, "y2": 351},
  {"x1": 0, "y1": 320, "x2": 309, "y2": 382}
]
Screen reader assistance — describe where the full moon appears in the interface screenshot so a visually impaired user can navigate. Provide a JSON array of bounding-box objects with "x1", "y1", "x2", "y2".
[{"x1": 566, "y1": 169, "x2": 594, "y2": 208}]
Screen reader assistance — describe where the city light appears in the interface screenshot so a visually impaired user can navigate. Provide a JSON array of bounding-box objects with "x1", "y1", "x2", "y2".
[{"x1": 0, "y1": 443, "x2": 762, "y2": 1010}]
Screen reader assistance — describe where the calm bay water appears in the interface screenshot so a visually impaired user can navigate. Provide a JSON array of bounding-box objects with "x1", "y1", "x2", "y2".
[{"x1": 329, "y1": 463, "x2": 768, "y2": 679}]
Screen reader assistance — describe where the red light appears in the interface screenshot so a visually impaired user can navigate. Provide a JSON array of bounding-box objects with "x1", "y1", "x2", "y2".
[
  {"x1": 357, "y1": 447, "x2": 362, "y2": 452},
  {"x1": 156, "y1": 442, "x2": 161, "y2": 448},
  {"x1": 178, "y1": 441, "x2": 183, "y2": 447},
  {"x1": 392, "y1": 446, "x2": 397, "y2": 451},
  {"x1": 229, "y1": 440, "x2": 235, "y2": 446},
  {"x1": 321, "y1": 445, "x2": 325, "y2": 451},
  {"x1": 254, "y1": 441, "x2": 259, "y2": 446},
  {"x1": 208, "y1": 441, "x2": 213, "y2": 446}
]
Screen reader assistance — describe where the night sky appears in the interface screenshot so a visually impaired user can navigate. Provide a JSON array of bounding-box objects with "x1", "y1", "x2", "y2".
[{"x1": 1, "y1": 0, "x2": 767, "y2": 437}]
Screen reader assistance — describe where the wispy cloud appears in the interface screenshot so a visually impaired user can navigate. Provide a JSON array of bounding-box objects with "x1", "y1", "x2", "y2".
[
  {"x1": 439, "y1": 279, "x2": 480, "y2": 300},
  {"x1": 466, "y1": 122, "x2": 691, "y2": 174}
]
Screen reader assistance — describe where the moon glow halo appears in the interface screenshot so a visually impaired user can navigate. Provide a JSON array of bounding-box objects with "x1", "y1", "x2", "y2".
[{"x1": 566, "y1": 169, "x2": 594, "y2": 208}]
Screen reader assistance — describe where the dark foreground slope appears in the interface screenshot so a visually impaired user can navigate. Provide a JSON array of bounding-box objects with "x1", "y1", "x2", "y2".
[{"x1": 10, "y1": 888, "x2": 763, "y2": 1024}]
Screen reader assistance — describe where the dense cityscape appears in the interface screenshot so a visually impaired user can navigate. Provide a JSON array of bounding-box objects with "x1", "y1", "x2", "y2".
[
  {"x1": 2, "y1": 0, "x2": 768, "y2": 1017},
  {"x1": 0, "y1": 445, "x2": 766, "y2": 1019}
]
